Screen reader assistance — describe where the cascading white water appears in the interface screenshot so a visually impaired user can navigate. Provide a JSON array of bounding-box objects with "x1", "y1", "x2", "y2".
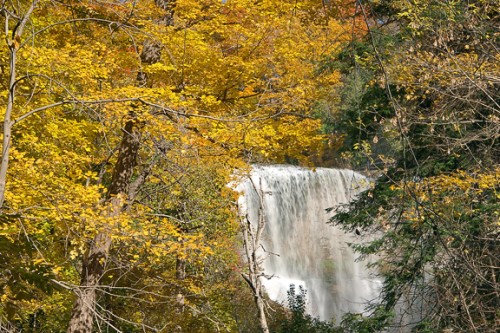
[{"x1": 238, "y1": 165, "x2": 381, "y2": 322}]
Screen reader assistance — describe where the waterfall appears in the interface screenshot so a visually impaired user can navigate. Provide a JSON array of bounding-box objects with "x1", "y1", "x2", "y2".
[{"x1": 237, "y1": 165, "x2": 381, "y2": 322}]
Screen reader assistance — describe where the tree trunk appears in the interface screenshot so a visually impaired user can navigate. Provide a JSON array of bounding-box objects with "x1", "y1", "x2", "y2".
[
  {"x1": 176, "y1": 257, "x2": 187, "y2": 280},
  {"x1": 66, "y1": 232, "x2": 112, "y2": 333},
  {"x1": 256, "y1": 294, "x2": 270, "y2": 333},
  {"x1": 67, "y1": 120, "x2": 141, "y2": 333},
  {"x1": 0, "y1": 2, "x2": 38, "y2": 209},
  {"x1": 67, "y1": 1, "x2": 170, "y2": 329},
  {"x1": 240, "y1": 178, "x2": 270, "y2": 333},
  {"x1": 0, "y1": 47, "x2": 16, "y2": 209}
]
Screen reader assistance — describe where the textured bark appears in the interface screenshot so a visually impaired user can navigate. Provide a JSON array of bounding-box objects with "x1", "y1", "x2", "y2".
[
  {"x1": 137, "y1": 41, "x2": 162, "y2": 86},
  {"x1": 140, "y1": 41, "x2": 162, "y2": 65},
  {"x1": 66, "y1": 232, "x2": 112, "y2": 333},
  {"x1": 155, "y1": 0, "x2": 176, "y2": 26},
  {"x1": 107, "y1": 118, "x2": 142, "y2": 197},
  {"x1": 176, "y1": 257, "x2": 187, "y2": 280}
]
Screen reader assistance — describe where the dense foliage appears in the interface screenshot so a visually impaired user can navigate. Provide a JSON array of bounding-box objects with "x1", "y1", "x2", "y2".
[
  {"x1": 331, "y1": 0, "x2": 499, "y2": 332},
  {"x1": 0, "y1": 0, "x2": 360, "y2": 332},
  {"x1": 277, "y1": 285, "x2": 340, "y2": 333}
]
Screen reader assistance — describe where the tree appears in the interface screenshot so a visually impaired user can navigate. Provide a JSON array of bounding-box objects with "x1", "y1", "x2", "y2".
[
  {"x1": 239, "y1": 176, "x2": 271, "y2": 333},
  {"x1": 0, "y1": 0, "x2": 356, "y2": 332},
  {"x1": 331, "y1": 1, "x2": 499, "y2": 332},
  {"x1": 278, "y1": 284, "x2": 340, "y2": 333}
]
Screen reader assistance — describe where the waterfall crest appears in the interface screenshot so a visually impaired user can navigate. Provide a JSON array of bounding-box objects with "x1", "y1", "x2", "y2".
[{"x1": 238, "y1": 165, "x2": 381, "y2": 322}]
